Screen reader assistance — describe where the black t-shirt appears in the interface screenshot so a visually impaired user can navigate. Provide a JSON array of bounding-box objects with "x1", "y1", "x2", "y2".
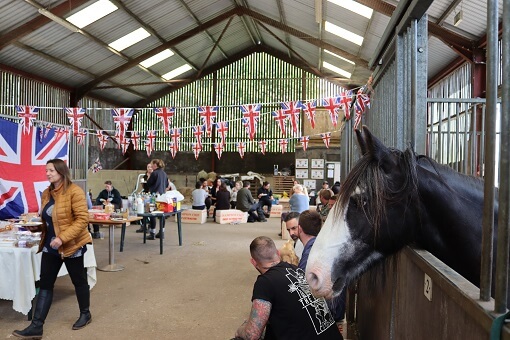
[{"x1": 252, "y1": 262, "x2": 343, "y2": 340}]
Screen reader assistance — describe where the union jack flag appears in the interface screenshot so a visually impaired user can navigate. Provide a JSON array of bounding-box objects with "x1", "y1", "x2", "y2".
[
  {"x1": 89, "y1": 157, "x2": 102, "y2": 173},
  {"x1": 321, "y1": 132, "x2": 331, "y2": 148},
  {"x1": 272, "y1": 109, "x2": 287, "y2": 136},
  {"x1": 191, "y1": 142, "x2": 202, "y2": 160},
  {"x1": 169, "y1": 142, "x2": 178, "y2": 159},
  {"x1": 300, "y1": 136, "x2": 310, "y2": 151},
  {"x1": 321, "y1": 96, "x2": 341, "y2": 127},
  {"x1": 354, "y1": 89, "x2": 370, "y2": 130},
  {"x1": 114, "y1": 131, "x2": 123, "y2": 148},
  {"x1": 130, "y1": 131, "x2": 141, "y2": 150},
  {"x1": 120, "y1": 138, "x2": 131, "y2": 155},
  {"x1": 0, "y1": 117, "x2": 68, "y2": 219},
  {"x1": 170, "y1": 128, "x2": 181, "y2": 147},
  {"x1": 65, "y1": 107, "x2": 86, "y2": 136},
  {"x1": 192, "y1": 125, "x2": 204, "y2": 148},
  {"x1": 281, "y1": 101, "x2": 301, "y2": 134},
  {"x1": 279, "y1": 139, "x2": 288, "y2": 154},
  {"x1": 75, "y1": 128, "x2": 87, "y2": 146},
  {"x1": 145, "y1": 130, "x2": 156, "y2": 158},
  {"x1": 301, "y1": 100, "x2": 316, "y2": 129},
  {"x1": 240, "y1": 104, "x2": 261, "y2": 140},
  {"x1": 96, "y1": 130, "x2": 109, "y2": 151},
  {"x1": 16, "y1": 105, "x2": 39, "y2": 134},
  {"x1": 215, "y1": 121, "x2": 228, "y2": 145},
  {"x1": 111, "y1": 108, "x2": 134, "y2": 139},
  {"x1": 258, "y1": 140, "x2": 267, "y2": 155},
  {"x1": 154, "y1": 107, "x2": 174, "y2": 135},
  {"x1": 44, "y1": 123, "x2": 52, "y2": 139},
  {"x1": 340, "y1": 90, "x2": 353, "y2": 120},
  {"x1": 198, "y1": 106, "x2": 218, "y2": 135},
  {"x1": 214, "y1": 143, "x2": 223, "y2": 159},
  {"x1": 237, "y1": 142, "x2": 246, "y2": 159},
  {"x1": 38, "y1": 123, "x2": 44, "y2": 143}
]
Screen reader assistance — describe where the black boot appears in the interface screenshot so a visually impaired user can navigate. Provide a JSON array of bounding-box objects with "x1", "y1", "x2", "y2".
[
  {"x1": 12, "y1": 290, "x2": 53, "y2": 339},
  {"x1": 72, "y1": 285, "x2": 91, "y2": 330}
]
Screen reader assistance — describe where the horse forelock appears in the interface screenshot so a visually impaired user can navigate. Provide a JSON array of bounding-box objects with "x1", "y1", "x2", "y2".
[{"x1": 335, "y1": 147, "x2": 419, "y2": 233}]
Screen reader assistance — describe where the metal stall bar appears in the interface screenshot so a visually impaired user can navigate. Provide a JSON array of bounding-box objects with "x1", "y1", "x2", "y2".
[
  {"x1": 494, "y1": 0, "x2": 510, "y2": 313},
  {"x1": 480, "y1": 0, "x2": 499, "y2": 303}
]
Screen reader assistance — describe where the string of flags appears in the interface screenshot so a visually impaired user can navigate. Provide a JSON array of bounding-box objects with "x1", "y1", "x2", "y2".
[{"x1": 12, "y1": 81, "x2": 372, "y2": 159}]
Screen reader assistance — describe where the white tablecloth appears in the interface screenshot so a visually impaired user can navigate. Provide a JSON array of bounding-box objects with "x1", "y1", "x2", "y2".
[{"x1": 0, "y1": 244, "x2": 97, "y2": 315}]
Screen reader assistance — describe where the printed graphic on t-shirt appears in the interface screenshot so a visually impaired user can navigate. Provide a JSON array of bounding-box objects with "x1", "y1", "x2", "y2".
[{"x1": 285, "y1": 267, "x2": 335, "y2": 335}]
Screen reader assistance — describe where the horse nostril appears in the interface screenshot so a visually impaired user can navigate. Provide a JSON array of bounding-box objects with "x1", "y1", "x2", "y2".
[{"x1": 306, "y1": 271, "x2": 321, "y2": 291}]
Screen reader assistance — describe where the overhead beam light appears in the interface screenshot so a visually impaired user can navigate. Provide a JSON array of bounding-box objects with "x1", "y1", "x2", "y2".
[
  {"x1": 109, "y1": 27, "x2": 151, "y2": 52},
  {"x1": 38, "y1": 9, "x2": 80, "y2": 32},
  {"x1": 162, "y1": 64, "x2": 192, "y2": 80},
  {"x1": 323, "y1": 61, "x2": 352, "y2": 78},
  {"x1": 328, "y1": 0, "x2": 373, "y2": 19},
  {"x1": 140, "y1": 49, "x2": 175, "y2": 68},
  {"x1": 325, "y1": 21, "x2": 363, "y2": 46},
  {"x1": 66, "y1": 0, "x2": 118, "y2": 29},
  {"x1": 324, "y1": 49, "x2": 355, "y2": 65}
]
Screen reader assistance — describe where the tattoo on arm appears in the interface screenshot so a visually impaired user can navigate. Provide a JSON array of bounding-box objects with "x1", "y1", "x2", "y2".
[{"x1": 238, "y1": 299, "x2": 271, "y2": 340}]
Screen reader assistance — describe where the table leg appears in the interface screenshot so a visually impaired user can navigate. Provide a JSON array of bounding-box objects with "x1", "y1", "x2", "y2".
[
  {"x1": 120, "y1": 223, "x2": 126, "y2": 252},
  {"x1": 159, "y1": 216, "x2": 164, "y2": 255},
  {"x1": 98, "y1": 225, "x2": 124, "y2": 272},
  {"x1": 143, "y1": 217, "x2": 147, "y2": 244},
  {"x1": 177, "y1": 212, "x2": 182, "y2": 246}
]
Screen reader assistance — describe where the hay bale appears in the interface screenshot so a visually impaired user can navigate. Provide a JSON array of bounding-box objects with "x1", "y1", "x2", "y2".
[
  {"x1": 197, "y1": 170, "x2": 208, "y2": 180},
  {"x1": 180, "y1": 186, "x2": 194, "y2": 204},
  {"x1": 207, "y1": 171, "x2": 217, "y2": 181}
]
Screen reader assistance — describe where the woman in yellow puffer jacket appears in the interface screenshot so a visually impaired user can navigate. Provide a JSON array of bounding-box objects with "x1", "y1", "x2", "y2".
[{"x1": 13, "y1": 159, "x2": 92, "y2": 339}]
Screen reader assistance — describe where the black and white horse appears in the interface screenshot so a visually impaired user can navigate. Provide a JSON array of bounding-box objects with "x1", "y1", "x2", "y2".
[{"x1": 306, "y1": 126, "x2": 501, "y2": 301}]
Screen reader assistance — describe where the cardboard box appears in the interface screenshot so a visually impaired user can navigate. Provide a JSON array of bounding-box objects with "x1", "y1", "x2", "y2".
[
  {"x1": 208, "y1": 206, "x2": 215, "y2": 218},
  {"x1": 178, "y1": 209, "x2": 207, "y2": 224},
  {"x1": 269, "y1": 204, "x2": 283, "y2": 218},
  {"x1": 216, "y1": 210, "x2": 248, "y2": 224}
]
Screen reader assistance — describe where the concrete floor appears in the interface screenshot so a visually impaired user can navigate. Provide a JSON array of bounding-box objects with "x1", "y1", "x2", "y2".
[{"x1": 1, "y1": 217, "x2": 287, "y2": 339}]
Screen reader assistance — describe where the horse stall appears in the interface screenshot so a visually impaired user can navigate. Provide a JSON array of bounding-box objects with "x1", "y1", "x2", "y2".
[{"x1": 333, "y1": 0, "x2": 510, "y2": 339}]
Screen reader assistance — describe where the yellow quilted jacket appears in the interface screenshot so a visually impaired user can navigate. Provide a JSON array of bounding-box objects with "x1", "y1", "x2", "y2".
[{"x1": 38, "y1": 182, "x2": 91, "y2": 257}]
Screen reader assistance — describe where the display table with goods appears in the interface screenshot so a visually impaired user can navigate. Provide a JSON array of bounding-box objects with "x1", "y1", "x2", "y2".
[{"x1": 0, "y1": 221, "x2": 96, "y2": 315}]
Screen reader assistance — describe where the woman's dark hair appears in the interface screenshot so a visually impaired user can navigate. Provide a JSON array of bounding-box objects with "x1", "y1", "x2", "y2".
[
  {"x1": 219, "y1": 182, "x2": 228, "y2": 192},
  {"x1": 195, "y1": 181, "x2": 202, "y2": 189},
  {"x1": 47, "y1": 159, "x2": 72, "y2": 192}
]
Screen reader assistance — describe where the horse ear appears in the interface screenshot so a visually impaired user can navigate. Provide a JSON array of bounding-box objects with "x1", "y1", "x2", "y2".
[
  {"x1": 360, "y1": 126, "x2": 397, "y2": 173},
  {"x1": 355, "y1": 127, "x2": 368, "y2": 155}
]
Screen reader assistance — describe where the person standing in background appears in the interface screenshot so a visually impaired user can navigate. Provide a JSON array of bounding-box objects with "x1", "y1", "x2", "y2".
[
  {"x1": 142, "y1": 163, "x2": 153, "y2": 193},
  {"x1": 145, "y1": 159, "x2": 169, "y2": 240},
  {"x1": 12, "y1": 159, "x2": 92, "y2": 339}
]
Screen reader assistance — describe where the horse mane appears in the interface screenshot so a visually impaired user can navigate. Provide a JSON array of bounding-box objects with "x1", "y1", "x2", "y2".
[{"x1": 336, "y1": 147, "x2": 419, "y2": 231}]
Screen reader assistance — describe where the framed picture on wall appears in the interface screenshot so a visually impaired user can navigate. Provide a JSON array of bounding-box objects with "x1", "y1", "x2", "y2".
[
  {"x1": 303, "y1": 179, "x2": 316, "y2": 190},
  {"x1": 295, "y1": 169, "x2": 308, "y2": 179},
  {"x1": 311, "y1": 159, "x2": 324, "y2": 168},
  {"x1": 311, "y1": 169, "x2": 324, "y2": 179},
  {"x1": 296, "y1": 159, "x2": 309, "y2": 169}
]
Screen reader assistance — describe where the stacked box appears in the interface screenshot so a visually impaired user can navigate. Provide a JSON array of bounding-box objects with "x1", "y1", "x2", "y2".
[
  {"x1": 178, "y1": 209, "x2": 207, "y2": 224},
  {"x1": 216, "y1": 210, "x2": 248, "y2": 224},
  {"x1": 269, "y1": 204, "x2": 283, "y2": 218}
]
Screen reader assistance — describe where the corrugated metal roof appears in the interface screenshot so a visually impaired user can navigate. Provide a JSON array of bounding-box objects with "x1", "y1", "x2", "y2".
[{"x1": 0, "y1": 0, "x2": 500, "y2": 105}]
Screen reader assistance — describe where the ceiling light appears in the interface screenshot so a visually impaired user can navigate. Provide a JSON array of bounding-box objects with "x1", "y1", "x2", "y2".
[
  {"x1": 66, "y1": 0, "x2": 118, "y2": 28},
  {"x1": 453, "y1": 10, "x2": 463, "y2": 27},
  {"x1": 162, "y1": 64, "x2": 192, "y2": 80},
  {"x1": 325, "y1": 21, "x2": 363, "y2": 46},
  {"x1": 140, "y1": 49, "x2": 174, "y2": 68},
  {"x1": 109, "y1": 28, "x2": 151, "y2": 52},
  {"x1": 323, "y1": 61, "x2": 352, "y2": 78},
  {"x1": 38, "y1": 9, "x2": 80, "y2": 32},
  {"x1": 328, "y1": 0, "x2": 373, "y2": 19},
  {"x1": 324, "y1": 49, "x2": 355, "y2": 65}
]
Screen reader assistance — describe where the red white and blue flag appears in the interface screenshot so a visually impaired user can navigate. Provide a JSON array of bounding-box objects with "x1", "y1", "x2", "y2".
[
  {"x1": 237, "y1": 142, "x2": 246, "y2": 159},
  {"x1": 111, "y1": 108, "x2": 134, "y2": 139},
  {"x1": 301, "y1": 100, "x2": 316, "y2": 129},
  {"x1": 214, "y1": 143, "x2": 223, "y2": 159},
  {"x1": 321, "y1": 132, "x2": 331, "y2": 148},
  {"x1": 279, "y1": 139, "x2": 288, "y2": 154},
  {"x1": 154, "y1": 107, "x2": 174, "y2": 135},
  {"x1": 300, "y1": 136, "x2": 310, "y2": 151},
  {"x1": 322, "y1": 96, "x2": 341, "y2": 127},
  {"x1": 120, "y1": 137, "x2": 131, "y2": 155},
  {"x1": 75, "y1": 128, "x2": 87, "y2": 146},
  {"x1": 170, "y1": 128, "x2": 181, "y2": 147},
  {"x1": 192, "y1": 125, "x2": 204, "y2": 148},
  {"x1": 191, "y1": 142, "x2": 202, "y2": 160},
  {"x1": 16, "y1": 105, "x2": 39, "y2": 134},
  {"x1": 130, "y1": 131, "x2": 141, "y2": 150},
  {"x1": 65, "y1": 107, "x2": 86, "y2": 136},
  {"x1": 272, "y1": 109, "x2": 287, "y2": 136},
  {"x1": 240, "y1": 104, "x2": 261, "y2": 140},
  {"x1": 258, "y1": 140, "x2": 267, "y2": 155},
  {"x1": 340, "y1": 90, "x2": 353, "y2": 120},
  {"x1": 281, "y1": 101, "x2": 301, "y2": 134},
  {"x1": 96, "y1": 130, "x2": 109, "y2": 151},
  {"x1": 169, "y1": 142, "x2": 178, "y2": 159},
  {"x1": 145, "y1": 130, "x2": 156, "y2": 158},
  {"x1": 0, "y1": 117, "x2": 68, "y2": 219},
  {"x1": 198, "y1": 106, "x2": 218, "y2": 135},
  {"x1": 215, "y1": 121, "x2": 228, "y2": 145}
]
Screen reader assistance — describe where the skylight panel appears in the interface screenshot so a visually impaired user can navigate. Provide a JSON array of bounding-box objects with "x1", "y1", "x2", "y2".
[
  {"x1": 328, "y1": 0, "x2": 373, "y2": 19},
  {"x1": 324, "y1": 50, "x2": 355, "y2": 65},
  {"x1": 66, "y1": 0, "x2": 118, "y2": 28},
  {"x1": 140, "y1": 49, "x2": 175, "y2": 68},
  {"x1": 325, "y1": 21, "x2": 364, "y2": 46},
  {"x1": 323, "y1": 61, "x2": 352, "y2": 78},
  {"x1": 162, "y1": 64, "x2": 193, "y2": 80},
  {"x1": 109, "y1": 28, "x2": 151, "y2": 52}
]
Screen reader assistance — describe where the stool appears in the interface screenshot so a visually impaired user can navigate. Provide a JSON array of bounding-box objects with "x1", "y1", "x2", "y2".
[
  {"x1": 178, "y1": 209, "x2": 207, "y2": 224},
  {"x1": 269, "y1": 204, "x2": 283, "y2": 218},
  {"x1": 215, "y1": 209, "x2": 248, "y2": 224}
]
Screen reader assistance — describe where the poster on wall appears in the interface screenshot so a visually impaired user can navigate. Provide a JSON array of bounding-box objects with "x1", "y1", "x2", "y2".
[
  {"x1": 311, "y1": 169, "x2": 324, "y2": 179},
  {"x1": 0, "y1": 117, "x2": 69, "y2": 219},
  {"x1": 296, "y1": 159, "x2": 308, "y2": 169},
  {"x1": 303, "y1": 179, "x2": 316, "y2": 190},
  {"x1": 311, "y1": 159, "x2": 324, "y2": 168},
  {"x1": 295, "y1": 169, "x2": 308, "y2": 179}
]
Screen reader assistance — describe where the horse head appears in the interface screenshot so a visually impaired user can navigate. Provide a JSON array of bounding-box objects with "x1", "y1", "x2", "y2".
[{"x1": 306, "y1": 126, "x2": 422, "y2": 298}]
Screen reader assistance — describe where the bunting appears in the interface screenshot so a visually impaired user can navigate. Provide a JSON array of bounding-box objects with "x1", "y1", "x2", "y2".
[
  {"x1": 237, "y1": 142, "x2": 246, "y2": 159},
  {"x1": 214, "y1": 143, "x2": 223, "y2": 159},
  {"x1": 300, "y1": 136, "x2": 309, "y2": 151},
  {"x1": 16, "y1": 105, "x2": 39, "y2": 134},
  {"x1": 44, "y1": 123, "x2": 52, "y2": 139},
  {"x1": 321, "y1": 96, "x2": 341, "y2": 127},
  {"x1": 76, "y1": 128, "x2": 87, "y2": 145},
  {"x1": 65, "y1": 107, "x2": 86, "y2": 136},
  {"x1": 169, "y1": 142, "x2": 178, "y2": 159},
  {"x1": 281, "y1": 101, "x2": 301, "y2": 134},
  {"x1": 321, "y1": 132, "x2": 331, "y2": 148},
  {"x1": 38, "y1": 123, "x2": 44, "y2": 143},
  {"x1": 272, "y1": 109, "x2": 287, "y2": 136},
  {"x1": 340, "y1": 90, "x2": 353, "y2": 120},
  {"x1": 279, "y1": 139, "x2": 288, "y2": 154},
  {"x1": 89, "y1": 157, "x2": 102, "y2": 173},
  {"x1": 130, "y1": 131, "x2": 140, "y2": 150},
  {"x1": 111, "y1": 108, "x2": 134, "y2": 140},
  {"x1": 191, "y1": 142, "x2": 201, "y2": 160},
  {"x1": 154, "y1": 107, "x2": 174, "y2": 135},
  {"x1": 120, "y1": 137, "x2": 131, "y2": 155},
  {"x1": 302, "y1": 100, "x2": 316, "y2": 129},
  {"x1": 170, "y1": 128, "x2": 181, "y2": 147},
  {"x1": 240, "y1": 104, "x2": 260, "y2": 140},
  {"x1": 216, "y1": 121, "x2": 229, "y2": 145},
  {"x1": 96, "y1": 130, "x2": 109, "y2": 151},
  {"x1": 145, "y1": 130, "x2": 156, "y2": 157},
  {"x1": 354, "y1": 88, "x2": 371, "y2": 130},
  {"x1": 258, "y1": 140, "x2": 267, "y2": 155},
  {"x1": 193, "y1": 125, "x2": 204, "y2": 148},
  {"x1": 198, "y1": 106, "x2": 218, "y2": 135}
]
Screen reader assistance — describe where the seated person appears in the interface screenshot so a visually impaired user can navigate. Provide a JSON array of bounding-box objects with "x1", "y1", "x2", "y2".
[
  {"x1": 236, "y1": 181, "x2": 266, "y2": 222},
  {"x1": 230, "y1": 181, "x2": 242, "y2": 209},
  {"x1": 257, "y1": 181, "x2": 273, "y2": 217},
  {"x1": 191, "y1": 181, "x2": 209, "y2": 210},
  {"x1": 317, "y1": 188, "x2": 334, "y2": 222},
  {"x1": 234, "y1": 236, "x2": 342, "y2": 339},
  {"x1": 213, "y1": 182, "x2": 230, "y2": 221},
  {"x1": 91, "y1": 180, "x2": 122, "y2": 239}
]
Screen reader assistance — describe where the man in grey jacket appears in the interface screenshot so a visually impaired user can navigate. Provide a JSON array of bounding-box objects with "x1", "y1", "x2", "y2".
[{"x1": 236, "y1": 181, "x2": 267, "y2": 223}]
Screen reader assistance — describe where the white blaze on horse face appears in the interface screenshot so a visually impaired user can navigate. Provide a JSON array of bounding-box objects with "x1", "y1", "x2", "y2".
[{"x1": 306, "y1": 206, "x2": 351, "y2": 298}]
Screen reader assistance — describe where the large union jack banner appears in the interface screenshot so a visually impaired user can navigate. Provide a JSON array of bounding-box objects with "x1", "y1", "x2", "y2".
[{"x1": 0, "y1": 117, "x2": 69, "y2": 219}]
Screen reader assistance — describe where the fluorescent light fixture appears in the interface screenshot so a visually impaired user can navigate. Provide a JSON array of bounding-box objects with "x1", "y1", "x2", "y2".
[
  {"x1": 38, "y1": 9, "x2": 80, "y2": 32},
  {"x1": 325, "y1": 21, "x2": 364, "y2": 46},
  {"x1": 140, "y1": 49, "x2": 175, "y2": 68},
  {"x1": 328, "y1": 0, "x2": 373, "y2": 19},
  {"x1": 66, "y1": 0, "x2": 118, "y2": 28},
  {"x1": 453, "y1": 10, "x2": 463, "y2": 27},
  {"x1": 324, "y1": 49, "x2": 355, "y2": 65},
  {"x1": 109, "y1": 28, "x2": 151, "y2": 51},
  {"x1": 323, "y1": 61, "x2": 352, "y2": 78},
  {"x1": 162, "y1": 64, "x2": 192, "y2": 80}
]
